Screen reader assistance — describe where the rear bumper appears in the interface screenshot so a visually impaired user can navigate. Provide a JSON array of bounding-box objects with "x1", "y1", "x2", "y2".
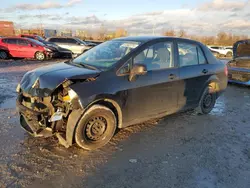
[
  {"x1": 228, "y1": 79, "x2": 250, "y2": 86},
  {"x1": 46, "y1": 51, "x2": 59, "y2": 59},
  {"x1": 58, "y1": 51, "x2": 72, "y2": 58},
  {"x1": 228, "y1": 70, "x2": 250, "y2": 86}
]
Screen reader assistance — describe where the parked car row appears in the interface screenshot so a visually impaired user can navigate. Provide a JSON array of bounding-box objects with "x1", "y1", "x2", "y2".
[{"x1": 0, "y1": 35, "x2": 98, "y2": 60}]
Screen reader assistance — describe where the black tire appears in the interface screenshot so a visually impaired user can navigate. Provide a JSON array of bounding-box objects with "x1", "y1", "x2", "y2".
[
  {"x1": 0, "y1": 50, "x2": 8, "y2": 59},
  {"x1": 226, "y1": 51, "x2": 232, "y2": 58},
  {"x1": 196, "y1": 87, "x2": 216, "y2": 114},
  {"x1": 35, "y1": 52, "x2": 45, "y2": 61},
  {"x1": 75, "y1": 105, "x2": 117, "y2": 150}
]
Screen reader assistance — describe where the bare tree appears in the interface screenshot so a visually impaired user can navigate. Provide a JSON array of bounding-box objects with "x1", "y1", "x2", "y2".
[
  {"x1": 163, "y1": 29, "x2": 176, "y2": 36},
  {"x1": 178, "y1": 29, "x2": 187, "y2": 38},
  {"x1": 115, "y1": 28, "x2": 128, "y2": 38}
]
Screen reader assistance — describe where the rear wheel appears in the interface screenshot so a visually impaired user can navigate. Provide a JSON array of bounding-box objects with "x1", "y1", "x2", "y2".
[
  {"x1": 75, "y1": 105, "x2": 117, "y2": 150},
  {"x1": 0, "y1": 51, "x2": 8, "y2": 59},
  {"x1": 196, "y1": 87, "x2": 216, "y2": 114},
  {"x1": 35, "y1": 52, "x2": 45, "y2": 61}
]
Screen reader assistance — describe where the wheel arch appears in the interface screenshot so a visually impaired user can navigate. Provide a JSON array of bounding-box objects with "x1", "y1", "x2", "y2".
[
  {"x1": 65, "y1": 98, "x2": 123, "y2": 146},
  {"x1": 88, "y1": 98, "x2": 123, "y2": 129},
  {"x1": 199, "y1": 75, "x2": 220, "y2": 101}
]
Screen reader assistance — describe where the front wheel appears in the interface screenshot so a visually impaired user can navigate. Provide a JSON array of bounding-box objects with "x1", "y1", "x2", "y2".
[
  {"x1": 196, "y1": 87, "x2": 216, "y2": 114},
  {"x1": 35, "y1": 52, "x2": 45, "y2": 61},
  {"x1": 75, "y1": 105, "x2": 117, "y2": 150}
]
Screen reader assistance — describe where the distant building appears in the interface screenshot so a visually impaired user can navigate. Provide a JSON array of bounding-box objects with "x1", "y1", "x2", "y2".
[
  {"x1": 14, "y1": 29, "x2": 22, "y2": 36},
  {"x1": 58, "y1": 29, "x2": 72, "y2": 37},
  {"x1": 76, "y1": 30, "x2": 87, "y2": 38},
  {"x1": 20, "y1": 29, "x2": 30, "y2": 34},
  {"x1": 0, "y1": 21, "x2": 14, "y2": 36},
  {"x1": 44, "y1": 29, "x2": 57, "y2": 38}
]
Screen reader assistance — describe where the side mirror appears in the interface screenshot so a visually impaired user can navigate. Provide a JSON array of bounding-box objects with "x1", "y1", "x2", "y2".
[{"x1": 129, "y1": 64, "x2": 147, "y2": 81}]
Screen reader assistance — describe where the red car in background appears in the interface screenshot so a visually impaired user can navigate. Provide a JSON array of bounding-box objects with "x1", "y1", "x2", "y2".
[{"x1": 0, "y1": 37, "x2": 56, "y2": 60}]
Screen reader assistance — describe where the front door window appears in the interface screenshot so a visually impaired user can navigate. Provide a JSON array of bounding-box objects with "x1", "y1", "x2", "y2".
[{"x1": 134, "y1": 42, "x2": 174, "y2": 71}]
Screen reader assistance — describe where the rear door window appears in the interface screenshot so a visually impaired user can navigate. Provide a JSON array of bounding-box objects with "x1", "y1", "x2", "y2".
[
  {"x1": 17, "y1": 39, "x2": 29, "y2": 46},
  {"x1": 57, "y1": 38, "x2": 69, "y2": 43},
  {"x1": 66, "y1": 38, "x2": 77, "y2": 44},
  {"x1": 50, "y1": 38, "x2": 60, "y2": 42},
  {"x1": 197, "y1": 47, "x2": 207, "y2": 64},
  {"x1": 178, "y1": 42, "x2": 207, "y2": 67}
]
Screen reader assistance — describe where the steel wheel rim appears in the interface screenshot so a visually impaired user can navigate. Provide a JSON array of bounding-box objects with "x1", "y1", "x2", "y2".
[
  {"x1": 85, "y1": 116, "x2": 107, "y2": 141},
  {"x1": 203, "y1": 93, "x2": 213, "y2": 109}
]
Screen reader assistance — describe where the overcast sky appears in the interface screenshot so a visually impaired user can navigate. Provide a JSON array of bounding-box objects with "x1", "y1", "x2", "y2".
[{"x1": 1, "y1": 0, "x2": 250, "y2": 36}]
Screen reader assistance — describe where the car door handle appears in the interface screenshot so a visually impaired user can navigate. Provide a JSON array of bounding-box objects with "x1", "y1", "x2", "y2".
[
  {"x1": 168, "y1": 74, "x2": 176, "y2": 80},
  {"x1": 202, "y1": 69, "x2": 208, "y2": 74}
]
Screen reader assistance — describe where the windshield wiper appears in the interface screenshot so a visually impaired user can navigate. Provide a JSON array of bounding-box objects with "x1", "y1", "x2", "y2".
[
  {"x1": 65, "y1": 59, "x2": 100, "y2": 70},
  {"x1": 78, "y1": 63, "x2": 98, "y2": 70},
  {"x1": 71, "y1": 61, "x2": 99, "y2": 70}
]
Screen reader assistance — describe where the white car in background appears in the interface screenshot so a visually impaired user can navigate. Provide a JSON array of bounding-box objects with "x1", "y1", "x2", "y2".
[
  {"x1": 207, "y1": 46, "x2": 233, "y2": 57},
  {"x1": 46, "y1": 37, "x2": 96, "y2": 56}
]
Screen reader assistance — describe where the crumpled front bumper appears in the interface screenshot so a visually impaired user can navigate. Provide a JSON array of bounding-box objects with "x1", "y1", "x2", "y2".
[{"x1": 16, "y1": 97, "x2": 52, "y2": 137}]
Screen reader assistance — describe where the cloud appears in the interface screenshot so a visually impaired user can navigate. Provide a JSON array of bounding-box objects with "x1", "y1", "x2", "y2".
[
  {"x1": 6, "y1": 0, "x2": 82, "y2": 11},
  {"x1": 197, "y1": 0, "x2": 248, "y2": 11},
  {"x1": 4, "y1": 1, "x2": 250, "y2": 36},
  {"x1": 67, "y1": 0, "x2": 82, "y2": 6},
  {"x1": 223, "y1": 19, "x2": 250, "y2": 30}
]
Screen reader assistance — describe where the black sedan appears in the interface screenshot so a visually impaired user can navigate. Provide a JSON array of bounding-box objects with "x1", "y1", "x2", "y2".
[
  {"x1": 16, "y1": 36, "x2": 228, "y2": 150},
  {"x1": 37, "y1": 40, "x2": 73, "y2": 59}
]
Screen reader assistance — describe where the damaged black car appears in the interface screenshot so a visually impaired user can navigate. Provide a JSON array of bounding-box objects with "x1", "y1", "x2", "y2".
[{"x1": 16, "y1": 36, "x2": 228, "y2": 150}]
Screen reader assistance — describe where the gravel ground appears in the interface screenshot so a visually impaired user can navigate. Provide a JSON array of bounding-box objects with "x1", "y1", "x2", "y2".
[{"x1": 0, "y1": 59, "x2": 250, "y2": 188}]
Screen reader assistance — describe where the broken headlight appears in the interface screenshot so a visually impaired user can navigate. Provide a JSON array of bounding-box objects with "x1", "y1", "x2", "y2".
[
  {"x1": 16, "y1": 83, "x2": 21, "y2": 93},
  {"x1": 62, "y1": 89, "x2": 78, "y2": 102},
  {"x1": 68, "y1": 89, "x2": 78, "y2": 100}
]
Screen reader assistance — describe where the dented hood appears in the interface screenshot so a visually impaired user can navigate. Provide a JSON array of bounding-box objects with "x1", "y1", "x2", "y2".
[{"x1": 20, "y1": 62, "x2": 101, "y2": 97}]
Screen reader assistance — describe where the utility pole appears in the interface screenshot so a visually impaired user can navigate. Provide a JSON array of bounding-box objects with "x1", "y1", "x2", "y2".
[{"x1": 153, "y1": 23, "x2": 156, "y2": 35}]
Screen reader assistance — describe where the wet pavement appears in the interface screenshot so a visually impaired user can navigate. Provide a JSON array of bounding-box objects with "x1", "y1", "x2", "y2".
[{"x1": 0, "y1": 59, "x2": 250, "y2": 188}]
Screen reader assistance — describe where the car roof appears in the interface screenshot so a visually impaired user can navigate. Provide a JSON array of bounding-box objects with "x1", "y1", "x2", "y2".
[
  {"x1": 48, "y1": 37, "x2": 74, "y2": 39},
  {"x1": 20, "y1": 34, "x2": 37, "y2": 37},
  {"x1": 1, "y1": 37, "x2": 39, "y2": 43},
  {"x1": 113, "y1": 36, "x2": 198, "y2": 43},
  {"x1": 2, "y1": 37, "x2": 28, "y2": 39}
]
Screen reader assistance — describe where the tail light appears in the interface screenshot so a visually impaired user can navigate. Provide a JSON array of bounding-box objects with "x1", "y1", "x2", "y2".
[{"x1": 224, "y1": 65, "x2": 228, "y2": 76}]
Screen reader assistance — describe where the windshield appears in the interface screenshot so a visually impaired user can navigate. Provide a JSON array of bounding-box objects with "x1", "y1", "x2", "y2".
[
  {"x1": 36, "y1": 35, "x2": 45, "y2": 41},
  {"x1": 75, "y1": 38, "x2": 87, "y2": 45},
  {"x1": 72, "y1": 40, "x2": 141, "y2": 69},
  {"x1": 28, "y1": 38, "x2": 46, "y2": 46}
]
